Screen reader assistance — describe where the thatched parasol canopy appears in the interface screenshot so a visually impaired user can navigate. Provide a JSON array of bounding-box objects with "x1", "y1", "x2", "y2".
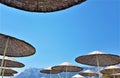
[
  {"x1": 111, "y1": 73, "x2": 120, "y2": 78},
  {"x1": 52, "y1": 62, "x2": 83, "y2": 78},
  {"x1": 0, "y1": 67, "x2": 17, "y2": 75},
  {"x1": 0, "y1": 0, "x2": 86, "y2": 12},
  {"x1": 79, "y1": 70, "x2": 98, "y2": 76},
  {"x1": 100, "y1": 65, "x2": 120, "y2": 74},
  {"x1": 0, "y1": 56, "x2": 24, "y2": 68},
  {"x1": 112, "y1": 73, "x2": 120, "y2": 76},
  {"x1": 0, "y1": 33, "x2": 36, "y2": 57},
  {"x1": 52, "y1": 62, "x2": 83, "y2": 72},
  {"x1": 40, "y1": 67, "x2": 62, "y2": 74},
  {"x1": 0, "y1": 73, "x2": 14, "y2": 76},
  {"x1": 75, "y1": 51, "x2": 120, "y2": 66},
  {"x1": 40, "y1": 67, "x2": 62, "y2": 78},
  {"x1": 75, "y1": 51, "x2": 120, "y2": 78},
  {"x1": 110, "y1": 76, "x2": 120, "y2": 78}
]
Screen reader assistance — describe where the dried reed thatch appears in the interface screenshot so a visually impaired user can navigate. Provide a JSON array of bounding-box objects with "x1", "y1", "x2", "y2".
[
  {"x1": 0, "y1": 33, "x2": 36, "y2": 57},
  {"x1": 52, "y1": 62, "x2": 83, "y2": 72},
  {"x1": 0, "y1": 56, "x2": 25, "y2": 68},
  {"x1": 110, "y1": 73, "x2": 120, "y2": 78},
  {"x1": 0, "y1": 67, "x2": 17, "y2": 75},
  {"x1": 40, "y1": 67, "x2": 62, "y2": 74},
  {"x1": 101, "y1": 65, "x2": 120, "y2": 74},
  {"x1": 0, "y1": 73, "x2": 14, "y2": 76},
  {"x1": 80, "y1": 70, "x2": 98, "y2": 76},
  {"x1": 0, "y1": 0, "x2": 86, "y2": 12},
  {"x1": 75, "y1": 51, "x2": 120, "y2": 66}
]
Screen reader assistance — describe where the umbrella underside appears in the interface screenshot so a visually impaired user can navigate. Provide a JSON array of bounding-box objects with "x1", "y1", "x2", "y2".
[
  {"x1": 40, "y1": 70, "x2": 61, "y2": 74},
  {"x1": 75, "y1": 54, "x2": 120, "y2": 66},
  {"x1": 80, "y1": 73, "x2": 98, "y2": 76},
  {"x1": 0, "y1": 0, "x2": 86, "y2": 12},
  {"x1": 101, "y1": 69, "x2": 120, "y2": 74},
  {"x1": 0, "y1": 33, "x2": 36, "y2": 57},
  {"x1": 0, "y1": 60, "x2": 24, "y2": 67},
  {"x1": 0, "y1": 69, "x2": 17, "y2": 74},
  {"x1": 0, "y1": 73, "x2": 14, "y2": 76},
  {"x1": 52, "y1": 66, "x2": 83, "y2": 72}
]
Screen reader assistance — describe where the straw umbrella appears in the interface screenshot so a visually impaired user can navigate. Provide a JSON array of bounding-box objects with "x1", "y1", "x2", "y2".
[
  {"x1": 0, "y1": 73, "x2": 14, "y2": 76},
  {"x1": 0, "y1": 68, "x2": 17, "y2": 78},
  {"x1": 72, "y1": 74, "x2": 85, "y2": 78},
  {"x1": 0, "y1": 56, "x2": 25, "y2": 68},
  {"x1": 0, "y1": 0, "x2": 86, "y2": 12},
  {"x1": 0, "y1": 33, "x2": 35, "y2": 75},
  {"x1": 111, "y1": 73, "x2": 120, "y2": 78},
  {"x1": 0, "y1": 67, "x2": 17, "y2": 76},
  {"x1": 0, "y1": 56, "x2": 24, "y2": 78},
  {"x1": 101, "y1": 65, "x2": 120, "y2": 74},
  {"x1": 52, "y1": 62, "x2": 83, "y2": 78},
  {"x1": 101, "y1": 65, "x2": 120, "y2": 78},
  {"x1": 75, "y1": 51, "x2": 120, "y2": 78},
  {"x1": 79, "y1": 70, "x2": 98, "y2": 78},
  {"x1": 0, "y1": 33, "x2": 36, "y2": 57},
  {"x1": 40, "y1": 67, "x2": 62, "y2": 78}
]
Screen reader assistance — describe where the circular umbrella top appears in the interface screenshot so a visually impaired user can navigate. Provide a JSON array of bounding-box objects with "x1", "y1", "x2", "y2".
[
  {"x1": 40, "y1": 67, "x2": 62, "y2": 74},
  {"x1": 79, "y1": 70, "x2": 98, "y2": 76},
  {"x1": 0, "y1": 67, "x2": 18, "y2": 74},
  {"x1": 59, "y1": 62, "x2": 74, "y2": 66},
  {"x1": 75, "y1": 51, "x2": 120, "y2": 66},
  {"x1": 0, "y1": 56, "x2": 25, "y2": 68},
  {"x1": 52, "y1": 62, "x2": 83, "y2": 72},
  {"x1": 88, "y1": 51, "x2": 106, "y2": 55},
  {"x1": 0, "y1": 33, "x2": 36, "y2": 57},
  {"x1": 104, "y1": 65, "x2": 120, "y2": 69},
  {"x1": 100, "y1": 65, "x2": 120, "y2": 74},
  {"x1": 0, "y1": 0, "x2": 86, "y2": 12},
  {"x1": 72, "y1": 74, "x2": 85, "y2": 78}
]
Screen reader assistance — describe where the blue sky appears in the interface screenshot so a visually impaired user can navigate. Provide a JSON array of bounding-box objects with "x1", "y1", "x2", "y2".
[{"x1": 0, "y1": 0, "x2": 120, "y2": 74}]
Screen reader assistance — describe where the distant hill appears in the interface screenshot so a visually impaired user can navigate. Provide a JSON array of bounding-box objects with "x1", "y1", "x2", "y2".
[
  {"x1": 14, "y1": 68, "x2": 43, "y2": 78},
  {"x1": 14, "y1": 67, "x2": 99, "y2": 78}
]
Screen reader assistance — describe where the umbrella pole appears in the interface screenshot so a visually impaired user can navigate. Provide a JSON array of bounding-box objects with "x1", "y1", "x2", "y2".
[
  {"x1": 0, "y1": 37, "x2": 9, "y2": 75},
  {"x1": 66, "y1": 67, "x2": 68, "y2": 78},
  {"x1": 50, "y1": 71, "x2": 51, "y2": 78},
  {"x1": 113, "y1": 70, "x2": 115, "y2": 78},
  {"x1": 2, "y1": 62, "x2": 6, "y2": 78},
  {"x1": 96, "y1": 56, "x2": 100, "y2": 78}
]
